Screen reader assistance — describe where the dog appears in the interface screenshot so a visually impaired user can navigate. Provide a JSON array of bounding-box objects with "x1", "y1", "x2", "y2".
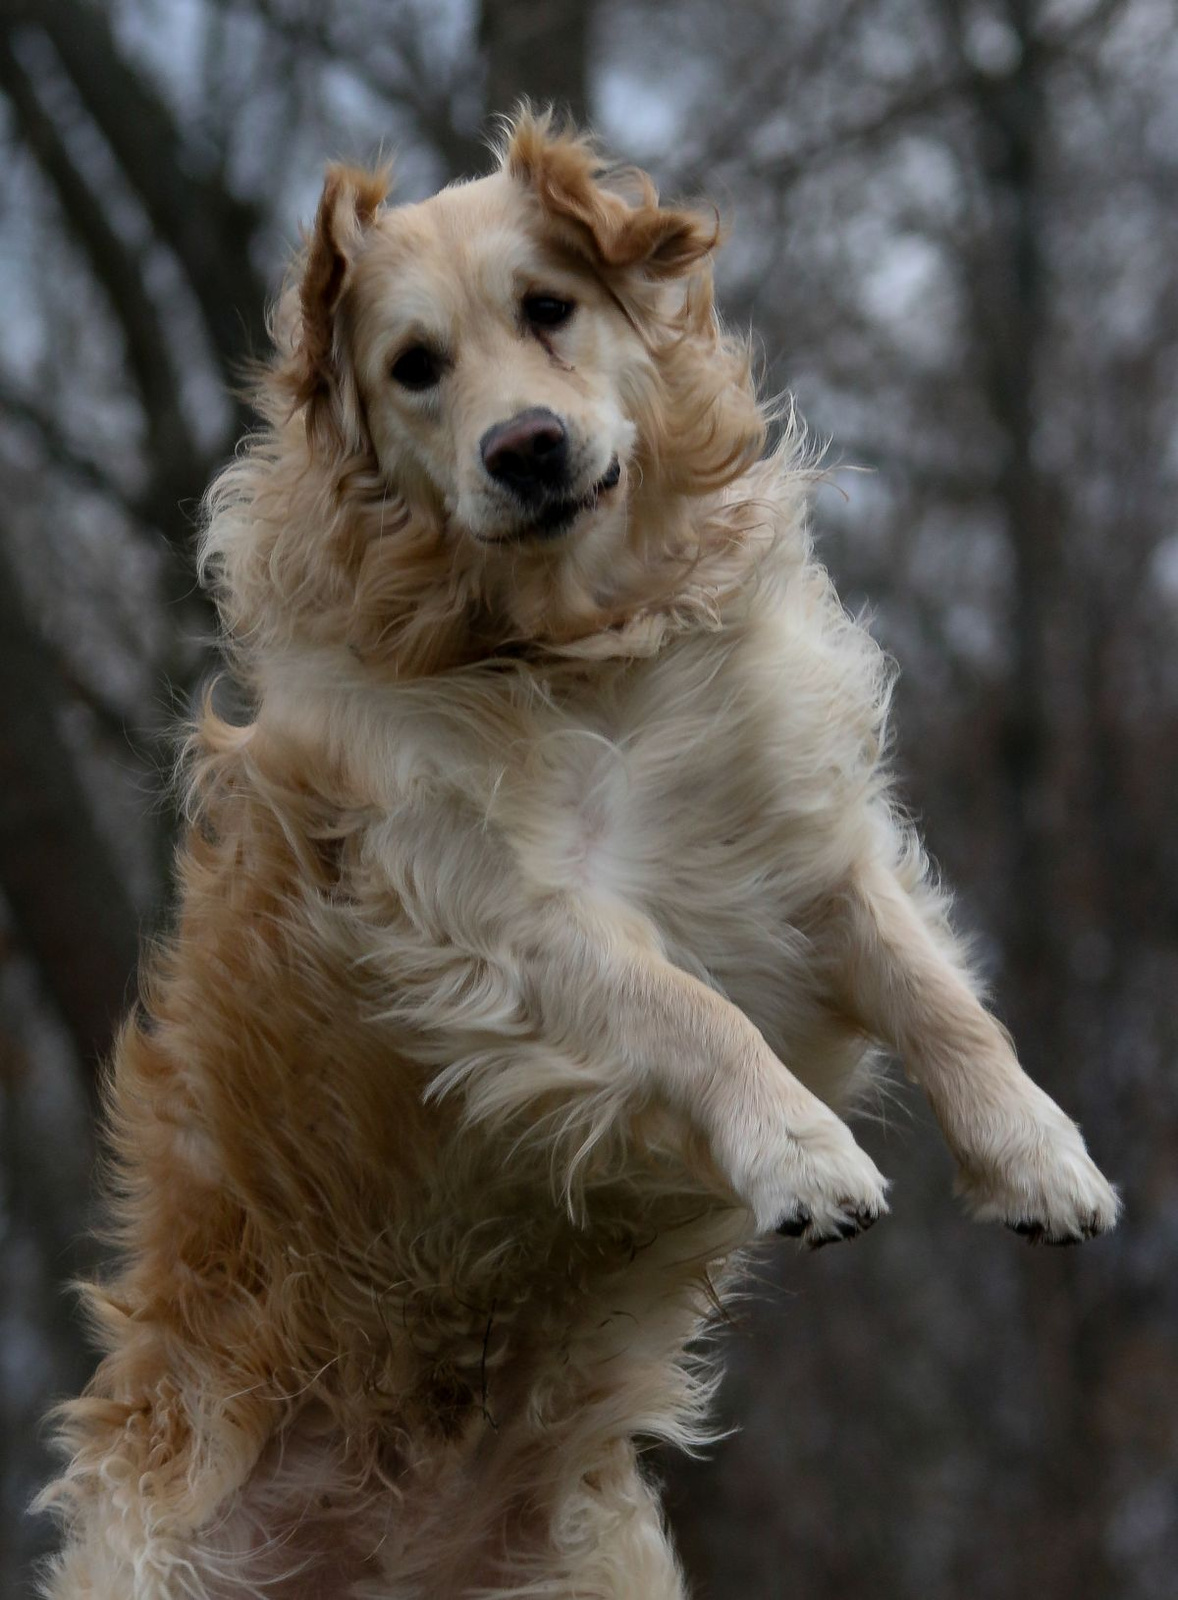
[{"x1": 39, "y1": 110, "x2": 1119, "y2": 1598}]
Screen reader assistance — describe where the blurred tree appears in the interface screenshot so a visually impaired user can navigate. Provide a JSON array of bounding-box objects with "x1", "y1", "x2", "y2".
[
  {"x1": 482, "y1": 0, "x2": 592, "y2": 125},
  {"x1": 0, "y1": 555, "x2": 140, "y2": 1092}
]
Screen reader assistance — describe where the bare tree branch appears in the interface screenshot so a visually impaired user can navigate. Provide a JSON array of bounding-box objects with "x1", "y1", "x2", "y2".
[
  {"x1": 199, "y1": 0, "x2": 486, "y2": 179},
  {"x1": 0, "y1": 34, "x2": 204, "y2": 504},
  {"x1": 0, "y1": 372, "x2": 142, "y2": 516},
  {"x1": 3, "y1": 0, "x2": 270, "y2": 384}
]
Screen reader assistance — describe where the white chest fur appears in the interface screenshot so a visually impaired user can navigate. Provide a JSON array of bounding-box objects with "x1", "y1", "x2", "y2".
[{"x1": 263, "y1": 579, "x2": 889, "y2": 1103}]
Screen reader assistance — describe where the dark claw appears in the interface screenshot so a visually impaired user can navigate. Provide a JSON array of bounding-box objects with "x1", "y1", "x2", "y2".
[
  {"x1": 808, "y1": 1226, "x2": 858, "y2": 1251},
  {"x1": 806, "y1": 1205, "x2": 879, "y2": 1250},
  {"x1": 775, "y1": 1205, "x2": 812, "y2": 1238},
  {"x1": 807, "y1": 1230, "x2": 841, "y2": 1251}
]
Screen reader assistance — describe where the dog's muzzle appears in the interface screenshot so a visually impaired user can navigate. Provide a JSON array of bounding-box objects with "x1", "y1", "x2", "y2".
[{"x1": 479, "y1": 408, "x2": 621, "y2": 542}]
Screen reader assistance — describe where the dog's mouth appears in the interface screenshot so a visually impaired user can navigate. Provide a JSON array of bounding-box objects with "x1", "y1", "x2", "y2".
[{"x1": 512, "y1": 457, "x2": 622, "y2": 544}]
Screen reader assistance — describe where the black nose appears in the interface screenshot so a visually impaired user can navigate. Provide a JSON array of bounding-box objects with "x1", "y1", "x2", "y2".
[{"x1": 480, "y1": 408, "x2": 569, "y2": 500}]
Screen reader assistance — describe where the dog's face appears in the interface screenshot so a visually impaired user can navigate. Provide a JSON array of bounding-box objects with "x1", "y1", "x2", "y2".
[
  {"x1": 345, "y1": 174, "x2": 638, "y2": 551},
  {"x1": 238, "y1": 115, "x2": 765, "y2": 667}
]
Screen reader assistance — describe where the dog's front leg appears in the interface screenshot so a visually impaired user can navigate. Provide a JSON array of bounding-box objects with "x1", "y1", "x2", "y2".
[
  {"x1": 379, "y1": 796, "x2": 885, "y2": 1244},
  {"x1": 837, "y1": 859, "x2": 1120, "y2": 1242},
  {"x1": 517, "y1": 898, "x2": 889, "y2": 1244}
]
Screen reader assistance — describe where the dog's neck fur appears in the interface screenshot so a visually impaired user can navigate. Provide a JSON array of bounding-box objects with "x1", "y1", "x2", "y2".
[{"x1": 204, "y1": 402, "x2": 810, "y2": 696}]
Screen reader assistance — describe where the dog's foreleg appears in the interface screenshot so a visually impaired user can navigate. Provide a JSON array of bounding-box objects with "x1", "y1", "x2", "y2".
[
  {"x1": 838, "y1": 860, "x2": 1120, "y2": 1241},
  {"x1": 380, "y1": 797, "x2": 886, "y2": 1245},
  {"x1": 526, "y1": 900, "x2": 889, "y2": 1245}
]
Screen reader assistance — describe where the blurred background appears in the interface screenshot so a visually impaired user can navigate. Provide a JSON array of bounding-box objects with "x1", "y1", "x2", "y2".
[{"x1": 0, "y1": 0, "x2": 1175, "y2": 1595}]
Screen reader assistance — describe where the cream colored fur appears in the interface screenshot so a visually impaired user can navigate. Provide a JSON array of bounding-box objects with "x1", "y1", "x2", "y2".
[{"x1": 38, "y1": 112, "x2": 1119, "y2": 1599}]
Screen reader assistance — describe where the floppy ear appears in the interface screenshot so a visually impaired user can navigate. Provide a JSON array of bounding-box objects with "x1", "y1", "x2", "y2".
[
  {"x1": 292, "y1": 162, "x2": 390, "y2": 431},
  {"x1": 505, "y1": 110, "x2": 718, "y2": 280}
]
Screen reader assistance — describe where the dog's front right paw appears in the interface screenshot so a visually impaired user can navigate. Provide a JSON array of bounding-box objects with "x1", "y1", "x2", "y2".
[{"x1": 725, "y1": 1109, "x2": 890, "y2": 1248}]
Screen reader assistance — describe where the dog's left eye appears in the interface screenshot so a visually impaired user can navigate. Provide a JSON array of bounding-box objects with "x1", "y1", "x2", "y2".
[{"x1": 523, "y1": 295, "x2": 575, "y2": 330}]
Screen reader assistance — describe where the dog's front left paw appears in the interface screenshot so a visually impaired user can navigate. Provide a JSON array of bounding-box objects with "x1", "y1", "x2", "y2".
[{"x1": 953, "y1": 1091, "x2": 1121, "y2": 1245}]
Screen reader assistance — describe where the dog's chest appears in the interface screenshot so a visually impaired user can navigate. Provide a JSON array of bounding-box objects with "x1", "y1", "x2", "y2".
[{"x1": 483, "y1": 622, "x2": 864, "y2": 960}]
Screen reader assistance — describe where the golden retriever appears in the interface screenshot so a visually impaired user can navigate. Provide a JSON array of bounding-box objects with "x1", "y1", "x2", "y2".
[{"x1": 39, "y1": 111, "x2": 1119, "y2": 1599}]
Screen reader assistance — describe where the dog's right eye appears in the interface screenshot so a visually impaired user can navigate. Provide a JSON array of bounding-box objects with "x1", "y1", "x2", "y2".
[
  {"x1": 390, "y1": 346, "x2": 442, "y2": 391},
  {"x1": 524, "y1": 295, "x2": 575, "y2": 330}
]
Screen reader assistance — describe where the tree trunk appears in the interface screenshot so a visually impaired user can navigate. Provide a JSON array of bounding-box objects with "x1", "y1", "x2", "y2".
[
  {"x1": 0, "y1": 555, "x2": 144, "y2": 1094},
  {"x1": 480, "y1": 0, "x2": 593, "y2": 127}
]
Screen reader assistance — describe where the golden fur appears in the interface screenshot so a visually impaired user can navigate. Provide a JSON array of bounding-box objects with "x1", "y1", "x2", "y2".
[{"x1": 38, "y1": 112, "x2": 1119, "y2": 1598}]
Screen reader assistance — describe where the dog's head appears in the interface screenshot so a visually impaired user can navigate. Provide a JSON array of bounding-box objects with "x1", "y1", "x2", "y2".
[{"x1": 211, "y1": 113, "x2": 765, "y2": 671}]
